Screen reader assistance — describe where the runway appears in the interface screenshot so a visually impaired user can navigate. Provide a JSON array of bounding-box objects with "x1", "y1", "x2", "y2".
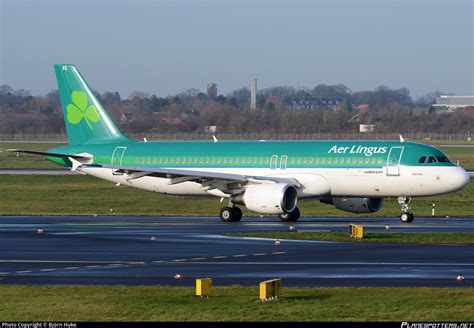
[{"x1": 0, "y1": 216, "x2": 473, "y2": 287}]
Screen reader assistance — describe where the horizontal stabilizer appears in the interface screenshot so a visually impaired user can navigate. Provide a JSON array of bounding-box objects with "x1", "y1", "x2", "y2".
[{"x1": 7, "y1": 149, "x2": 93, "y2": 160}]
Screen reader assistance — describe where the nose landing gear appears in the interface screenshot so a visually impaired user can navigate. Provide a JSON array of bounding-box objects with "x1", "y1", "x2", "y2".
[{"x1": 398, "y1": 196, "x2": 414, "y2": 223}]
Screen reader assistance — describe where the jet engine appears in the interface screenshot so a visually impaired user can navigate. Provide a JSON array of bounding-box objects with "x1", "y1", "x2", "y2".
[
  {"x1": 232, "y1": 183, "x2": 297, "y2": 215},
  {"x1": 321, "y1": 197, "x2": 383, "y2": 213}
]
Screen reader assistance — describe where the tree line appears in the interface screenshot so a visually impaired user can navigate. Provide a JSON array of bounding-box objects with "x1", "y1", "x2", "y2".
[{"x1": 0, "y1": 83, "x2": 472, "y2": 135}]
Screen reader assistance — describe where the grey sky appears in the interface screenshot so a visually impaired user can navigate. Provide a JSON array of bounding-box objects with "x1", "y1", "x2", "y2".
[{"x1": 1, "y1": 0, "x2": 473, "y2": 98}]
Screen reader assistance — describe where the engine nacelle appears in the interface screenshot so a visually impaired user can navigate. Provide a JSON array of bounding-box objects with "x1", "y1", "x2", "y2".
[
  {"x1": 232, "y1": 183, "x2": 297, "y2": 215},
  {"x1": 322, "y1": 197, "x2": 383, "y2": 213}
]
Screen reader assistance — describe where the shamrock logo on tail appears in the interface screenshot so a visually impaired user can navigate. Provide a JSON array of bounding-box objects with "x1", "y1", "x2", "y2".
[{"x1": 66, "y1": 91, "x2": 100, "y2": 130}]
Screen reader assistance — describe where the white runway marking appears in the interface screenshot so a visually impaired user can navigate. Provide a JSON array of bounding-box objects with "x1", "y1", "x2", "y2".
[{"x1": 0, "y1": 260, "x2": 126, "y2": 264}]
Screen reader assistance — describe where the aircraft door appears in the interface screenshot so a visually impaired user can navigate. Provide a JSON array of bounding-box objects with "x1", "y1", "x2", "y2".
[
  {"x1": 270, "y1": 155, "x2": 278, "y2": 170},
  {"x1": 386, "y1": 146, "x2": 404, "y2": 176},
  {"x1": 280, "y1": 155, "x2": 288, "y2": 170},
  {"x1": 111, "y1": 146, "x2": 127, "y2": 175}
]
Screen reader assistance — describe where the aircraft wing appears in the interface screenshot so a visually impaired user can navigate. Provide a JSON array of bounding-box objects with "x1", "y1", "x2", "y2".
[{"x1": 99, "y1": 163, "x2": 301, "y2": 194}]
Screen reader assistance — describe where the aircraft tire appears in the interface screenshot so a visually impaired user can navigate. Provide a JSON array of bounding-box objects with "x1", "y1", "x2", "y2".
[
  {"x1": 231, "y1": 207, "x2": 242, "y2": 222},
  {"x1": 279, "y1": 207, "x2": 300, "y2": 222},
  {"x1": 220, "y1": 207, "x2": 235, "y2": 222},
  {"x1": 400, "y1": 212, "x2": 414, "y2": 223}
]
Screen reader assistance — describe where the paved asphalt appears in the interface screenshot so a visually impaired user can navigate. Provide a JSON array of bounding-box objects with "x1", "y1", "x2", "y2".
[{"x1": 0, "y1": 216, "x2": 473, "y2": 288}]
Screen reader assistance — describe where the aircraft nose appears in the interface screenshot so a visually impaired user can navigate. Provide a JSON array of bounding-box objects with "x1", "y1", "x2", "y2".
[{"x1": 449, "y1": 166, "x2": 470, "y2": 191}]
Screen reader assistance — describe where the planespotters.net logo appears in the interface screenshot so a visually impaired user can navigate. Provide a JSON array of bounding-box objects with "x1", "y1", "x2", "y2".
[{"x1": 66, "y1": 90, "x2": 100, "y2": 130}]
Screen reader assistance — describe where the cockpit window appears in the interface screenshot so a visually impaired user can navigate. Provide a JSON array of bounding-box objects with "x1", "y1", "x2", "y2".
[
  {"x1": 427, "y1": 156, "x2": 437, "y2": 163},
  {"x1": 436, "y1": 156, "x2": 450, "y2": 163},
  {"x1": 418, "y1": 156, "x2": 426, "y2": 164}
]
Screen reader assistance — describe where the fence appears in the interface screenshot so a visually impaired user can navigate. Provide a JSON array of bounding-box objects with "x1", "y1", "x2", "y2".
[{"x1": 0, "y1": 132, "x2": 471, "y2": 142}]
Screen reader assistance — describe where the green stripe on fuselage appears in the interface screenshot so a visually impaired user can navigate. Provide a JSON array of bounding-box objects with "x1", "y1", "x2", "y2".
[{"x1": 47, "y1": 140, "x2": 456, "y2": 169}]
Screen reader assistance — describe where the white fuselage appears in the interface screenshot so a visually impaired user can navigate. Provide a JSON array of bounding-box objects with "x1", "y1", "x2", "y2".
[{"x1": 79, "y1": 164, "x2": 469, "y2": 199}]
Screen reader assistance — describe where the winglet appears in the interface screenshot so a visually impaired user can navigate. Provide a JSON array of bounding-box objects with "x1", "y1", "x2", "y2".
[
  {"x1": 213, "y1": 135, "x2": 218, "y2": 142},
  {"x1": 399, "y1": 134, "x2": 404, "y2": 142}
]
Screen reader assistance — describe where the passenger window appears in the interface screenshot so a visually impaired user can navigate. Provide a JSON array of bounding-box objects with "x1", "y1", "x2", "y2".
[
  {"x1": 352, "y1": 158, "x2": 357, "y2": 164},
  {"x1": 371, "y1": 158, "x2": 376, "y2": 164},
  {"x1": 135, "y1": 158, "x2": 140, "y2": 164},
  {"x1": 333, "y1": 158, "x2": 338, "y2": 164},
  {"x1": 377, "y1": 158, "x2": 382, "y2": 164},
  {"x1": 358, "y1": 158, "x2": 363, "y2": 164},
  {"x1": 164, "y1": 158, "x2": 168, "y2": 164},
  {"x1": 327, "y1": 158, "x2": 332, "y2": 164},
  {"x1": 419, "y1": 156, "x2": 426, "y2": 164},
  {"x1": 205, "y1": 158, "x2": 210, "y2": 164},
  {"x1": 200, "y1": 158, "x2": 204, "y2": 164},
  {"x1": 315, "y1": 158, "x2": 319, "y2": 164},
  {"x1": 211, "y1": 158, "x2": 215, "y2": 164},
  {"x1": 365, "y1": 158, "x2": 370, "y2": 164},
  {"x1": 217, "y1": 158, "x2": 221, "y2": 164},
  {"x1": 158, "y1": 158, "x2": 162, "y2": 164},
  {"x1": 321, "y1": 158, "x2": 326, "y2": 164},
  {"x1": 152, "y1": 158, "x2": 156, "y2": 164},
  {"x1": 140, "y1": 158, "x2": 145, "y2": 164},
  {"x1": 346, "y1": 158, "x2": 351, "y2": 164},
  {"x1": 309, "y1": 158, "x2": 313, "y2": 164},
  {"x1": 296, "y1": 158, "x2": 301, "y2": 164},
  {"x1": 303, "y1": 158, "x2": 307, "y2": 164},
  {"x1": 427, "y1": 156, "x2": 437, "y2": 163}
]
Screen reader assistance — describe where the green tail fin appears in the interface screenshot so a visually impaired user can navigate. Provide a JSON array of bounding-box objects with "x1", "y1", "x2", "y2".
[{"x1": 54, "y1": 64, "x2": 131, "y2": 145}]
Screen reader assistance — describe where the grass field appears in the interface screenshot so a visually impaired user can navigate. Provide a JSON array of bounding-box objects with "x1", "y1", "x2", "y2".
[
  {"x1": 0, "y1": 174, "x2": 472, "y2": 216},
  {"x1": 0, "y1": 286, "x2": 472, "y2": 321},
  {"x1": 1, "y1": 141, "x2": 473, "y2": 170},
  {"x1": 229, "y1": 232, "x2": 474, "y2": 245}
]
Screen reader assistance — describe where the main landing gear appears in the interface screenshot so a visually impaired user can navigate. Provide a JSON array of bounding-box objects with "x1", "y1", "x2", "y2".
[
  {"x1": 219, "y1": 206, "x2": 242, "y2": 222},
  {"x1": 219, "y1": 206, "x2": 301, "y2": 222},
  {"x1": 398, "y1": 196, "x2": 414, "y2": 223},
  {"x1": 278, "y1": 207, "x2": 300, "y2": 222}
]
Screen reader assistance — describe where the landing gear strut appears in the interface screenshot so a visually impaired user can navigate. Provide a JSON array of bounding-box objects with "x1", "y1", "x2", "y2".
[
  {"x1": 398, "y1": 196, "x2": 414, "y2": 223},
  {"x1": 219, "y1": 206, "x2": 242, "y2": 222},
  {"x1": 278, "y1": 207, "x2": 300, "y2": 222}
]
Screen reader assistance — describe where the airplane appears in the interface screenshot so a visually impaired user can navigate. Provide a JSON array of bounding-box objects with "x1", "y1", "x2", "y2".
[{"x1": 9, "y1": 64, "x2": 470, "y2": 223}]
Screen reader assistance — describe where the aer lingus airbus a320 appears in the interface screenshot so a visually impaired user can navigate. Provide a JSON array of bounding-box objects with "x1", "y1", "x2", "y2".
[{"x1": 10, "y1": 65, "x2": 470, "y2": 223}]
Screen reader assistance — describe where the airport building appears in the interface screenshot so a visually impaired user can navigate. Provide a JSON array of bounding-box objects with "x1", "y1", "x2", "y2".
[{"x1": 431, "y1": 95, "x2": 474, "y2": 114}]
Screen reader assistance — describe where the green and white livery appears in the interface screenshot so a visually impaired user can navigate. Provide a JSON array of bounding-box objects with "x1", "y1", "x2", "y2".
[{"x1": 11, "y1": 65, "x2": 470, "y2": 223}]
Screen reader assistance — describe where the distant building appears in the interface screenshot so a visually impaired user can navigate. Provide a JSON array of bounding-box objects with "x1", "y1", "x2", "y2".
[
  {"x1": 283, "y1": 97, "x2": 344, "y2": 110},
  {"x1": 204, "y1": 125, "x2": 221, "y2": 133},
  {"x1": 207, "y1": 83, "x2": 217, "y2": 99},
  {"x1": 353, "y1": 104, "x2": 369, "y2": 111},
  {"x1": 359, "y1": 124, "x2": 375, "y2": 133},
  {"x1": 431, "y1": 96, "x2": 474, "y2": 114},
  {"x1": 250, "y1": 78, "x2": 257, "y2": 110}
]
